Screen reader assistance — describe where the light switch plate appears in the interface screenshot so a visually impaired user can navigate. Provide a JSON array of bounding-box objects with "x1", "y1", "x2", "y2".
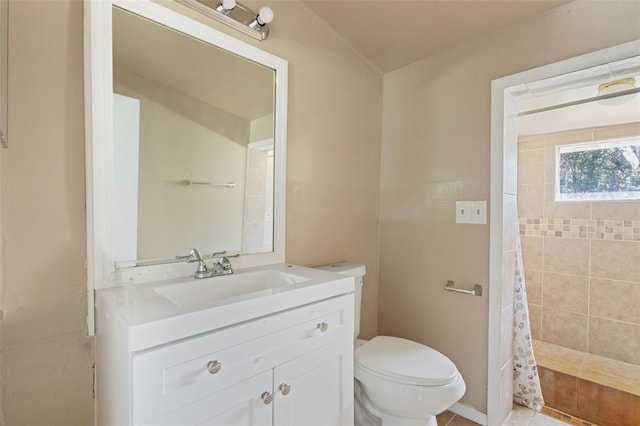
[
  {"x1": 471, "y1": 200, "x2": 487, "y2": 224},
  {"x1": 456, "y1": 201, "x2": 471, "y2": 223}
]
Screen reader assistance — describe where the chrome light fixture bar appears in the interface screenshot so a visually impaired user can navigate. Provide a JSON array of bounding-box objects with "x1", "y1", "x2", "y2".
[{"x1": 175, "y1": 0, "x2": 274, "y2": 41}]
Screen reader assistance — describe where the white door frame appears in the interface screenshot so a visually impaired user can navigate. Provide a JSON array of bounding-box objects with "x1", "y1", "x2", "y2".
[{"x1": 488, "y1": 39, "x2": 640, "y2": 425}]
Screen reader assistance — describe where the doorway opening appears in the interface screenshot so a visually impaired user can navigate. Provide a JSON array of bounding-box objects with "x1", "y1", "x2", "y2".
[{"x1": 489, "y1": 40, "x2": 640, "y2": 426}]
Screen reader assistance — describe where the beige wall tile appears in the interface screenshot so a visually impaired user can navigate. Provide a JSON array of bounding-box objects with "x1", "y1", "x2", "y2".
[
  {"x1": 545, "y1": 129, "x2": 594, "y2": 146},
  {"x1": 592, "y1": 122, "x2": 640, "y2": 140},
  {"x1": 524, "y1": 269, "x2": 542, "y2": 305},
  {"x1": 543, "y1": 237, "x2": 590, "y2": 276},
  {"x1": 544, "y1": 184, "x2": 591, "y2": 219},
  {"x1": 589, "y1": 317, "x2": 640, "y2": 365},
  {"x1": 529, "y1": 304, "x2": 542, "y2": 341},
  {"x1": 591, "y1": 240, "x2": 640, "y2": 283},
  {"x1": 501, "y1": 306, "x2": 514, "y2": 367},
  {"x1": 541, "y1": 307, "x2": 588, "y2": 352},
  {"x1": 505, "y1": 131, "x2": 518, "y2": 196},
  {"x1": 504, "y1": 194, "x2": 518, "y2": 251},
  {"x1": 518, "y1": 135, "x2": 546, "y2": 151},
  {"x1": 517, "y1": 184, "x2": 544, "y2": 218},
  {"x1": 518, "y1": 148, "x2": 545, "y2": 186},
  {"x1": 521, "y1": 236, "x2": 543, "y2": 270},
  {"x1": 543, "y1": 272, "x2": 589, "y2": 314},
  {"x1": 590, "y1": 278, "x2": 640, "y2": 325},
  {"x1": 502, "y1": 250, "x2": 516, "y2": 309},
  {"x1": 592, "y1": 201, "x2": 640, "y2": 221},
  {"x1": 544, "y1": 143, "x2": 556, "y2": 186},
  {"x1": 500, "y1": 360, "x2": 514, "y2": 424}
]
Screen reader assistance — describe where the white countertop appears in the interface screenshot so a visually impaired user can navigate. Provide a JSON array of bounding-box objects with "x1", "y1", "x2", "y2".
[{"x1": 96, "y1": 263, "x2": 355, "y2": 352}]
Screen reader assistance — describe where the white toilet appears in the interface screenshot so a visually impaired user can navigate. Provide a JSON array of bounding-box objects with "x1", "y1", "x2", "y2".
[{"x1": 318, "y1": 263, "x2": 466, "y2": 426}]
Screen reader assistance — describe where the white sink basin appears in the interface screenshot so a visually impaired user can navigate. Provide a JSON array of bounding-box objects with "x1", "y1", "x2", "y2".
[
  {"x1": 96, "y1": 263, "x2": 354, "y2": 352},
  {"x1": 155, "y1": 269, "x2": 312, "y2": 307}
]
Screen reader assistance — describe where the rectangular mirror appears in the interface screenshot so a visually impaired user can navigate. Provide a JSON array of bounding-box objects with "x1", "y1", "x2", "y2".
[
  {"x1": 112, "y1": 6, "x2": 277, "y2": 266},
  {"x1": 85, "y1": 0, "x2": 288, "y2": 334}
]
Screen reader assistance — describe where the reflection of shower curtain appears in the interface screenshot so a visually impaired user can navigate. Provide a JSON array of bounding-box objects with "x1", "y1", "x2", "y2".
[{"x1": 513, "y1": 224, "x2": 544, "y2": 410}]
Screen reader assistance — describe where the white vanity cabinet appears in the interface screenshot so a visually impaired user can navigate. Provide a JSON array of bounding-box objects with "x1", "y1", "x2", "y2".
[{"x1": 96, "y1": 291, "x2": 354, "y2": 426}]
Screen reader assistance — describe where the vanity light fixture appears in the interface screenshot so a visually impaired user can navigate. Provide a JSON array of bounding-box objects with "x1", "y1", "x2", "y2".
[{"x1": 175, "y1": 0, "x2": 274, "y2": 40}]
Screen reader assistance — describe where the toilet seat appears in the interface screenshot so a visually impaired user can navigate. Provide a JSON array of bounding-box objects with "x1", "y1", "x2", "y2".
[{"x1": 355, "y1": 336, "x2": 459, "y2": 386}]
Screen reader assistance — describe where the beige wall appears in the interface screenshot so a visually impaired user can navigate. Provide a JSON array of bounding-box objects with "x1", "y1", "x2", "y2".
[
  {"x1": 519, "y1": 122, "x2": 640, "y2": 366},
  {"x1": 1, "y1": 0, "x2": 382, "y2": 424},
  {"x1": 379, "y1": 0, "x2": 640, "y2": 413},
  {"x1": 115, "y1": 67, "x2": 248, "y2": 259},
  {"x1": 0, "y1": 1, "x2": 94, "y2": 424}
]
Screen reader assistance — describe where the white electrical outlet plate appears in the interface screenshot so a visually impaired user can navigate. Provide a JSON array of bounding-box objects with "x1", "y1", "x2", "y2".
[
  {"x1": 471, "y1": 200, "x2": 487, "y2": 224},
  {"x1": 456, "y1": 201, "x2": 471, "y2": 223}
]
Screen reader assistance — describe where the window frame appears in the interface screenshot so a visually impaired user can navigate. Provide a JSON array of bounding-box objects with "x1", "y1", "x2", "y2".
[{"x1": 554, "y1": 135, "x2": 640, "y2": 202}]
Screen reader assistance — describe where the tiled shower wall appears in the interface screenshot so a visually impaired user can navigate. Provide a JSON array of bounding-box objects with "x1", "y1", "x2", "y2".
[{"x1": 518, "y1": 122, "x2": 640, "y2": 366}]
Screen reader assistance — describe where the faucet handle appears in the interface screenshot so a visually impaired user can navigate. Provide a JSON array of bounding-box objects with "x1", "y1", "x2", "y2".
[
  {"x1": 185, "y1": 248, "x2": 204, "y2": 263},
  {"x1": 212, "y1": 250, "x2": 227, "y2": 259},
  {"x1": 212, "y1": 250, "x2": 240, "y2": 259}
]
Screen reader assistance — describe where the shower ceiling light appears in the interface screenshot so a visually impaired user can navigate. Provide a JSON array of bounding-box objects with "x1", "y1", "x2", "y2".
[
  {"x1": 175, "y1": 0, "x2": 274, "y2": 40},
  {"x1": 597, "y1": 77, "x2": 637, "y2": 106}
]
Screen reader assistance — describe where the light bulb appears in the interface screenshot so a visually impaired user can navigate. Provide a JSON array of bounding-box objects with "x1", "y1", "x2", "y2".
[
  {"x1": 256, "y1": 6, "x2": 274, "y2": 25},
  {"x1": 216, "y1": 0, "x2": 236, "y2": 13}
]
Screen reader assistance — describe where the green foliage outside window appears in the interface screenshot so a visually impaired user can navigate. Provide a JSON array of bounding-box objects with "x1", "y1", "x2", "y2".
[{"x1": 558, "y1": 139, "x2": 640, "y2": 200}]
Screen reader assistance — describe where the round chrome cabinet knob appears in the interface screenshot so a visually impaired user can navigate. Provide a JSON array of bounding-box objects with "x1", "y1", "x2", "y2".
[
  {"x1": 279, "y1": 383, "x2": 291, "y2": 395},
  {"x1": 317, "y1": 322, "x2": 329, "y2": 332},
  {"x1": 261, "y1": 391, "x2": 273, "y2": 404},
  {"x1": 207, "y1": 360, "x2": 222, "y2": 374}
]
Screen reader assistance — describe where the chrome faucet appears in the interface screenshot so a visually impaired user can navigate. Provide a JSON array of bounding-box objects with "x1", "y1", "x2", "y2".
[
  {"x1": 212, "y1": 250, "x2": 240, "y2": 276},
  {"x1": 178, "y1": 248, "x2": 213, "y2": 279},
  {"x1": 177, "y1": 249, "x2": 240, "y2": 279}
]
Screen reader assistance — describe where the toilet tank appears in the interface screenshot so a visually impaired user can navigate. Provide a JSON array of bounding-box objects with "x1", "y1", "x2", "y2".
[{"x1": 316, "y1": 262, "x2": 366, "y2": 340}]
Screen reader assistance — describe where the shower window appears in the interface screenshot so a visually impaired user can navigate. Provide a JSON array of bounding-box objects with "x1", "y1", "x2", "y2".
[{"x1": 556, "y1": 136, "x2": 640, "y2": 201}]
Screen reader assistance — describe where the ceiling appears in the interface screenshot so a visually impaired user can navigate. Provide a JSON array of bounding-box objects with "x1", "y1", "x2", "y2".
[
  {"x1": 113, "y1": 7, "x2": 275, "y2": 122},
  {"x1": 302, "y1": 0, "x2": 573, "y2": 73}
]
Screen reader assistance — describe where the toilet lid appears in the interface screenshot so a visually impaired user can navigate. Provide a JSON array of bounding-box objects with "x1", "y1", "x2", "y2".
[{"x1": 355, "y1": 336, "x2": 459, "y2": 386}]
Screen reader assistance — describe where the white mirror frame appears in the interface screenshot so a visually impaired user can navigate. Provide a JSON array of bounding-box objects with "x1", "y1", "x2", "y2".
[{"x1": 84, "y1": 0, "x2": 288, "y2": 335}]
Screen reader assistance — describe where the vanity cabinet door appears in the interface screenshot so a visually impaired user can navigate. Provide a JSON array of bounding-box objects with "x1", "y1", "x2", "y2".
[
  {"x1": 131, "y1": 294, "x2": 353, "y2": 424},
  {"x1": 273, "y1": 336, "x2": 354, "y2": 426},
  {"x1": 143, "y1": 370, "x2": 273, "y2": 426}
]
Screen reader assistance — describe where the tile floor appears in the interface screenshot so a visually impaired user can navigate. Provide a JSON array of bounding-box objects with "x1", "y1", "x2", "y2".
[{"x1": 437, "y1": 406, "x2": 568, "y2": 426}]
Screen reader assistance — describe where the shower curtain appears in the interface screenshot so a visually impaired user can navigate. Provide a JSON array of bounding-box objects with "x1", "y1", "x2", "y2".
[{"x1": 512, "y1": 216, "x2": 544, "y2": 411}]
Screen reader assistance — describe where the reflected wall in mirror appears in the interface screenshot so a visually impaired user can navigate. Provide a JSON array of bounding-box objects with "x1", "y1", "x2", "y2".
[{"x1": 112, "y1": 6, "x2": 276, "y2": 265}]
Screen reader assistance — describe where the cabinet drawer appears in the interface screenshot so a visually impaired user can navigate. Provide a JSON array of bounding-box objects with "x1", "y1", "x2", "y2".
[{"x1": 132, "y1": 294, "x2": 354, "y2": 425}]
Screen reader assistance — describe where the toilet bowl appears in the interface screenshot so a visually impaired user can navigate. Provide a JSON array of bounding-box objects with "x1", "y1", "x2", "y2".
[{"x1": 317, "y1": 263, "x2": 466, "y2": 426}]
